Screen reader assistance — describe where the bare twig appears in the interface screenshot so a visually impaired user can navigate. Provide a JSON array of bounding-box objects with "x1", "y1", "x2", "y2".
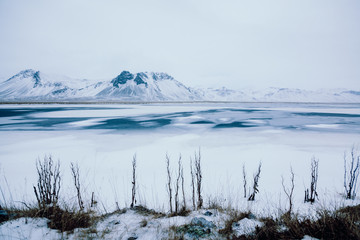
[
  {"x1": 166, "y1": 154, "x2": 173, "y2": 213},
  {"x1": 70, "y1": 162, "x2": 84, "y2": 210},
  {"x1": 344, "y1": 146, "x2": 360, "y2": 199},
  {"x1": 243, "y1": 163, "x2": 247, "y2": 198},
  {"x1": 190, "y1": 158, "x2": 196, "y2": 210},
  {"x1": 304, "y1": 157, "x2": 319, "y2": 203},
  {"x1": 90, "y1": 192, "x2": 97, "y2": 208},
  {"x1": 130, "y1": 154, "x2": 137, "y2": 208},
  {"x1": 248, "y1": 162, "x2": 262, "y2": 201},
  {"x1": 175, "y1": 155, "x2": 181, "y2": 213},
  {"x1": 0, "y1": 167, "x2": 9, "y2": 209},
  {"x1": 194, "y1": 149, "x2": 203, "y2": 209},
  {"x1": 282, "y1": 166, "x2": 295, "y2": 215},
  {"x1": 181, "y1": 157, "x2": 186, "y2": 211}
]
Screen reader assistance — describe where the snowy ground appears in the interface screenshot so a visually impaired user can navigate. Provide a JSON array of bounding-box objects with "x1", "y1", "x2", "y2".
[
  {"x1": 0, "y1": 208, "x2": 268, "y2": 240},
  {"x1": 0, "y1": 102, "x2": 359, "y2": 216}
]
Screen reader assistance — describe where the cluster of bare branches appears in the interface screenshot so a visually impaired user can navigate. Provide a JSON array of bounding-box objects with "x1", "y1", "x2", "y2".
[
  {"x1": 243, "y1": 162, "x2": 262, "y2": 201},
  {"x1": 304, "y1": 158, "x2": 319, "y2": 203},
  {"x1": 31, "y1": 156, "x2": 94, "y2": 231},
  {"x1": 164, "y1": 149, "x2": 203, "y2": 214},
  {"x1": 5, "y1": 144, "x2": 360, "y2": 234},
  {"x1": 166, "y1": 154, "x2": 187, "y2": 214},
  {"x1": 33, "y1": 155, "x2": 61, "y2": 209},
  {"x1": 24, "y1": 145, "x2": 360, "y2": 229},
  {"x1": 344, "y1": 147, "x2": 360, "y2": 200}
]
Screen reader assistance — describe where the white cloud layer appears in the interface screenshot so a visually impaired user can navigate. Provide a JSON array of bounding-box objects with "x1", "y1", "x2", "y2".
[{"x1": 0, "y1": 0, "x2": 359, "y2": 89}]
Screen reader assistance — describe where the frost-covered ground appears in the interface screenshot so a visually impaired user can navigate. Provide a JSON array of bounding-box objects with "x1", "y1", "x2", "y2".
[
  {"x1": 0, "y1": 103, "x2": 359, "y2": 238},
  {"x1": 0, "y1": 208, "x2": 269, "y2": 240}
]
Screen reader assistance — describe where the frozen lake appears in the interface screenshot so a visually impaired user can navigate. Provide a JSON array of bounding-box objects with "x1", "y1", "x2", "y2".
[
  {"x1": 0, "y1": 103, "x2": 360, "y2": 132},
  {"x1": 0, "y1": 103, "x2": 359, "y2": 213}
]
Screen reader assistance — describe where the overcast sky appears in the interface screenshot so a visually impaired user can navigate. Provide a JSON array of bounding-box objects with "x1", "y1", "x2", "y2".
[{"x1": 0, "y1": 0, "x2": 359, "y2": 90}]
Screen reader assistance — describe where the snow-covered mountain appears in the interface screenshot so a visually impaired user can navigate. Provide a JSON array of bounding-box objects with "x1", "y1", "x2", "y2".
[
  {"x1": 0, "y1": 69, "x2": 199, "y2": 101},
  {"x1": 1, "y1": 69, "x2": 360, "y2": 102},
  {"x1": 0, "y1": 69, "x2": 106, "y2": 100},
  {"x1": 97, "y1": 71, "x2": 199, "y2": 101}
]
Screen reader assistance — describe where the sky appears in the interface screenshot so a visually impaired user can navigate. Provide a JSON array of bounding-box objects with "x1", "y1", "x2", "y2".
[{"x1": 0, "y1": 0, "x2": 359, "y2": 90}]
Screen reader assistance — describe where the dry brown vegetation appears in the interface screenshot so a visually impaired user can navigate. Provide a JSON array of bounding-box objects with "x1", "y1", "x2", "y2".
[{"x1": 251, "y1": 206, "x2": 360, "y2": 240}]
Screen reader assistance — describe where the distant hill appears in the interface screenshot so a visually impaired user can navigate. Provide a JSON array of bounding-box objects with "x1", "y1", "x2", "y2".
[{"x1": 1, "y1": 69, "x2": 360, "y2": 102}]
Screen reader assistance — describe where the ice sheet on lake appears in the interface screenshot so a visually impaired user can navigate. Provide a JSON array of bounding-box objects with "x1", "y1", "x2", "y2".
[{"x1": 0, "y1": 103, "x2": 359, "y2": 133}]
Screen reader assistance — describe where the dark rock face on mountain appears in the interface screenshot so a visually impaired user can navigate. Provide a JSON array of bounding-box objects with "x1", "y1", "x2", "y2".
[
  {"x1": 111, "y1": 71, "x2": 134, "y2": 87},
  {"x1": 134, "y1": 73, "x2": 148, "y2": 87},
  {"x1": 151, "y1": 72, "x2": 173, "y2": 81}
]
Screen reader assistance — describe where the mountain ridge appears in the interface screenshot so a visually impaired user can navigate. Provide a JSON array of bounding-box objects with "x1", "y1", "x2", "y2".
[{"x1": 1, "y1": 69, "x2": 360, "y2": 103}]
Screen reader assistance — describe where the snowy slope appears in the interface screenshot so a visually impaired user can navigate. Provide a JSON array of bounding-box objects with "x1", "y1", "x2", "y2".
[
  {"x1": 0, "y1": 69, "x2": 360, "y2": 102},
  {"x1": 0, "y1": 69, "x2": 106, "y2": 100},
  {"x1": 97, "y1": 71, "x2": 199, "y2": 101}
]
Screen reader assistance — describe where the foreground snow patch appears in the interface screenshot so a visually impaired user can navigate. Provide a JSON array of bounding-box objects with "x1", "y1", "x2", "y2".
[
  {"x1": 0, "y1": 218, "x2": 60, "y2": 239},
  {"x1": 232, "y1": 218, "x2": 264, "y2": 237},
  {"x1": 0, "y1": 209, "x2": 236, "y2": 240}
]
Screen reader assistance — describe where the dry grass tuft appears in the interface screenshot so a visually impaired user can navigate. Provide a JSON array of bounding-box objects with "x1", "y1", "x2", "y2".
[
  {"x1": 168, "y1": 207, "x2": 191, "y2": 217},
  {"x1": 253, "y1": 206, "x2": 360, "y2": 240},
  {"x1": 45, "y1": 206, "x2": 93, "y2": 232},
  {"x1": 218, "y1": 211, "x2": 251, "y2": 235},
  {"x1": 5, "y1": 205, "x2": 94, "y2": 232},
  {"x1": 132, "y1": 205, "x2": 166, "y2": 218}
]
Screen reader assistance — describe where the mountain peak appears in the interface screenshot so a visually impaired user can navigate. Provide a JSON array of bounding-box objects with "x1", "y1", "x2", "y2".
[
  {"x1": 11, "y1": 69, "x2": 38, "y2": 78},
  {"x1": 7, "y1": 69, "x2": 42, "y2": 87},
  {"x1": 110, "y1": 71, "x2": 175, "y2": 88},
  {"x1": 111, "y1": 71, "x2": 134, "y2": 87},
  {"x1": 151, "y1": 72, "x2": 173, "y2": 81}
]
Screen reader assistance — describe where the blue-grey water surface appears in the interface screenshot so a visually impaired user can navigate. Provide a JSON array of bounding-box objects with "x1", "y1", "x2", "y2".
[{"x1": 0, "y1": 103, "x2": 359, "y2": 133}]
